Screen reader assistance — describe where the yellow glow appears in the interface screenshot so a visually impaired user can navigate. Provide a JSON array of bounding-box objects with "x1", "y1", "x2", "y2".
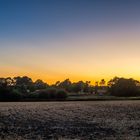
[{"x1": 1, "y1": 28, "x2": 140, "y2": 84}]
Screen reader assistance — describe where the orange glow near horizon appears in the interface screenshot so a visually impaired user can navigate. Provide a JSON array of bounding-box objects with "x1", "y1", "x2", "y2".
[{"x1": 1, "y1": 28, "x2": 140, "y2": 84}]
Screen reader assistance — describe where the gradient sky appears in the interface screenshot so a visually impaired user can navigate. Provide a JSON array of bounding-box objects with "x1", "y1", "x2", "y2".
[{"x1": 1, "y1": 0, "x2": 140, "y2": 84}]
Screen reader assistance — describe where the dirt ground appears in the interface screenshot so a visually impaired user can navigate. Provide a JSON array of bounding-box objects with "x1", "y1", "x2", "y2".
[{"x1": 0, "y1": 101, "x2": 140, "y2": 140}]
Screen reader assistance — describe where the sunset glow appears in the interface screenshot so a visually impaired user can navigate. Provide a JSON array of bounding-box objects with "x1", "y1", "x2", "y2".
[{"x1": 1, "y1": 0, "x2": 140, "y2": 84}]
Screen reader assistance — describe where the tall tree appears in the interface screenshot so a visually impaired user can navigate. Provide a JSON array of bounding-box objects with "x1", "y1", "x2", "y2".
[
  {"x1": 34, "y1": 79, "x2": 47, "y2": 90},
  {"x1": 108, "y1": 77, "x2": 140, "y2": 97}
]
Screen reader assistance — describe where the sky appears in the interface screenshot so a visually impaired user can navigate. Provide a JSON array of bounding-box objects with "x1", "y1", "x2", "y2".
[{"x1": 1, "y1": 0, "x2": 140, "y2": 84}]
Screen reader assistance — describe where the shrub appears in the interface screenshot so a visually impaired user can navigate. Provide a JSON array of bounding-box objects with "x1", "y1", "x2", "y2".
[
  {"x1": 38, "y1": 90, "x2": 50, "y2": 99},
  {"x1": 56, "y1": 89, "x2": 68, "y2": 99},
  {"x1": 47, "y1": 88, "x2": 57, "y2": 99},
  {"x1": 0, "y1": 88, "x2": 22, "y2": 101},
  {"x1": 0, "y1": 87, "x2": 11, "y2": 100},
  {"x1": 27, "y1": 92, "x2": 39, "y2": 99},
  {"x1": 38, "y1": 88, "x2": 57, "y2": 99},
  {"x1": 10, "y1": 89, "x2": 22, "y2": 100},
  {"x1": 37, "y1": 88, "x2": 67, "y2": 100}
]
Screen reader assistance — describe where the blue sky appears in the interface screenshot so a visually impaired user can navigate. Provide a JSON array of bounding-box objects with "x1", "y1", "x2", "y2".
[{"x1": 1, "y1": 0, "x2": 140, "y2": 40}]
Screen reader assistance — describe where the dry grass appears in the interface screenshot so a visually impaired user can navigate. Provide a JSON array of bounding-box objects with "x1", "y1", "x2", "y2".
[{"x1": 0, "y1": 101, "x2": 140, "y2": 139}]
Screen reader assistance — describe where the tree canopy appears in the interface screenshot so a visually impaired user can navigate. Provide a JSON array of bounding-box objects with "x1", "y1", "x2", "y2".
[{"x1": 108, "y1": 77, "x2": 140, "y2": 97}]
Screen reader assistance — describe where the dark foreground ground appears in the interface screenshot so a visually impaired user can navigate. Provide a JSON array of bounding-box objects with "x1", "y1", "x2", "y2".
[{"x1": 0, "y1": 101, "x2": 140, "y2": 140}]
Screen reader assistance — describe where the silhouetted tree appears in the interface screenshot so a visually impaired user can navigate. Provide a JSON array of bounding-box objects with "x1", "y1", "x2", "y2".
[
  {"x1": 71, "y1": 81, "x2": 83, "y2": 93},
  {"x1": 108, "y1": 77, "x2": 140, "y2": 97},
  {"x1": 95, "y1": 81, "x2": 99, "y2": 94},
  {"x1": 83, "y1": 81, "x2": 91, "y2": 93},
  {"x1": 55, "y1": 81, "x2": 60, "y2": 87},
  {"x1": 34, "y1": 79, "x2": 48, "y2": 90},
  {"x1": 99, "y1": 79, "x2": 106, "y2": 87},
  {"x1": 58, "y1": 79, "x2": 72, "y2": 92},
  {"x1": 14, "y1": 76, "x2": 33, "y2": 93}
]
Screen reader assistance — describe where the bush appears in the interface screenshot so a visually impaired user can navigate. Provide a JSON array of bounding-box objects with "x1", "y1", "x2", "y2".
[
  {"x1": 27, "y1": 92, "x2": 39, "y2": 99},
  {"x1": 0, "y1": 87, "x2": 11, "y2": 100},
  {"x1": 10, "y1": 89, "x2": 22, "y2": 100},
  {"x1": 47, "y1": 88, "x2": 57, "y2": 99},
  {"x1": 0, "y1": 88, "x2": 22, "y2": 101},
  {"x1": 56, "y1": 89, "x2": 68, "y2": 99},
  {"x1": 37, "y1": 88, "x2": 67, "y2": 100},
  {"x1": 38, "y1": 88, "x2": 56, "y2": 99},
  {"x1": 0, "y1": 87, "x2": 68, "y2": 100}
]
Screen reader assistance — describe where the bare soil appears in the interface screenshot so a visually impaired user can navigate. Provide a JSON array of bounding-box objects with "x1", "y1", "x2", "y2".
[{"x1": 0, "y1": 101, "x2": 140, "y2": 140}]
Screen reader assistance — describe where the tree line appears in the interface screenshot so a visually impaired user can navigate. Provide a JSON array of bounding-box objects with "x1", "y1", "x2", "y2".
[{"x1": 0, "y1": 76, "x2": 140, "y2": 101}]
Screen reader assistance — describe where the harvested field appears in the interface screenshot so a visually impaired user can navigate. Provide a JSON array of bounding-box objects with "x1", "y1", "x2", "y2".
[{"x1": 0, "y1": 101, "x2": 140, "y2": 140}]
